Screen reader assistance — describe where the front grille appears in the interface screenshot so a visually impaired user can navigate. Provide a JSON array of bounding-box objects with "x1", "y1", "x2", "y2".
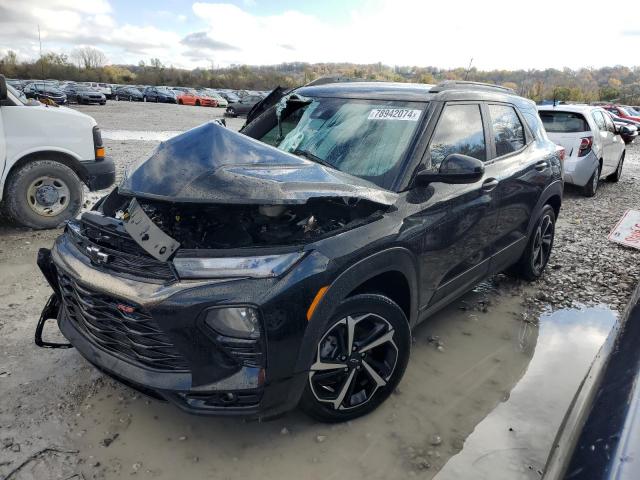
[
  {"x1": 68, "y1": 218, "x2": 176, "y2": 282},
  {"x1": 59, "y1": 273, "x2": 189, "y2": 371}
]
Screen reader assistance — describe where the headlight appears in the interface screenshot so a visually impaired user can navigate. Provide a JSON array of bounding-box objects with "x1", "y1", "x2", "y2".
[
  {"x1": 173, "y1": 252, "x2": 305, "y2": 279},
  {"x1": 204, "y1": 307, "x2": 260, "y2": 339}
]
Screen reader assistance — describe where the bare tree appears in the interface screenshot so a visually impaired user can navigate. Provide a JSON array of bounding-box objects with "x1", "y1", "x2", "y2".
[{"x1": 72, "y1": 47, "x2": 107, "y2": 70}]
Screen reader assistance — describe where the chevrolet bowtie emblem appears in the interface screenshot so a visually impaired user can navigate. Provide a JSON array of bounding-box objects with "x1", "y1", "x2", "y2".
[{"x1": 86, "y1": 245, "x2": 110, "y2": 264}]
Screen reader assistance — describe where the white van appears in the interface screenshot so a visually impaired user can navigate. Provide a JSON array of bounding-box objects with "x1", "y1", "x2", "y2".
[{"x1": 0, "y1": 75, "x2": 115, "y2": 228}]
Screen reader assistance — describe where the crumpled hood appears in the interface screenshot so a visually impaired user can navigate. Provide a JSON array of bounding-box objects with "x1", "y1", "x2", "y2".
[{"x1": 118, "y1": 122, "x2": 397, "y2": 206}]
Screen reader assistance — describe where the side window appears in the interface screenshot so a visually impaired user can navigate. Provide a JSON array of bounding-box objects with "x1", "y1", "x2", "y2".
[
  {"x1": 428, "y1": 104, "x2": 486, "y2": 169},
  {"x1": 592, "y1": 111, "x2": 606, "y2": 131},
  {"x1": 603, "y1": 113, "x2": 616, "y2": 133},
  {"x1": 488, "y1": 104, "x2": 525, "y2": 157}
]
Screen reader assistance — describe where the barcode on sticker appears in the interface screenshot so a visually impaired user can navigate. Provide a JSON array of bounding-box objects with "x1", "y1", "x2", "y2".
[{"x1": 368, "y1": 108, "x2": 422, "y2": 121}]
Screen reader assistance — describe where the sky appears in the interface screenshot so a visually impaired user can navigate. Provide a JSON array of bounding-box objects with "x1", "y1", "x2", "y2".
[{"x1": 1, "y1": 0, "x2": 640, "y2": 70}]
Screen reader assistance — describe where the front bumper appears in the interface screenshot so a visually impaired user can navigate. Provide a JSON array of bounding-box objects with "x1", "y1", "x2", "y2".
[
  {"x1": 79, "y1": 157, "x2": 116, "y2": 191},
  {"x1": 36, "y1": 233, "x2": 325, "y2": 418}
]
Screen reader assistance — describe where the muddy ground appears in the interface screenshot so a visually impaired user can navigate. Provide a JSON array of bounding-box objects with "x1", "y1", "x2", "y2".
[{"x1": 1, "y1": 102, "x2": 639, "y2": 479}]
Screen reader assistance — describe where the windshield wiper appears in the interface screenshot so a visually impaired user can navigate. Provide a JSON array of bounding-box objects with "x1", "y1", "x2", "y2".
[{"x1": 292, "y1": 149, "x2": 335, "y2": 169}]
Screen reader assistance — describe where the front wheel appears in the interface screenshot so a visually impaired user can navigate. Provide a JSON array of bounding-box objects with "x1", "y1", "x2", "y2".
[
  {"x1": 4, "y1": 160, "x2": 83, "y2": 229},
  {"x1": 510, "y1": 205, "x2": 556, "y2": 281},
  {"x1": 143, "y1": 96, "x2": 147, "y2": 102},
  {"x1": 299, "y1": 294, "x2": 411, "y2": 422}
]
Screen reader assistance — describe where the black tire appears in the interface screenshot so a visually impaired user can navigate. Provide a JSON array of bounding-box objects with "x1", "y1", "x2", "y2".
[
  {"x1": 607, "y1": 151, "x2": 625, "y2": 182},
  {"x1": 5, "y1": 160, "x2": 83, "y2": 230},
  {"x1": 178, "y1": 99, "x2": 183, "y2": 105},
  {"x1": 299, "y1": 293, "x2": 411, "y2": 423},
  {"x1": 115, "y1": 94, "x2": 119, "y2": 101},
  {"x1": 128, "y1": 96, "x2": 132, "y2": 102},
  {"x1": 510, "y1": 205, "x2": 556, "y2": 281},
  {"x1": 583, "y1": 165, "x2": 601, "y2": 197},
  {"x1": 143, "y1": 96, "x2": 147, "y2": 102},
  {"x1": 228, "y1": 107, "x2": 236, "y2": 117},
  {"x1": 195, "y1": 100, "x2": 201, "y2": 106}
]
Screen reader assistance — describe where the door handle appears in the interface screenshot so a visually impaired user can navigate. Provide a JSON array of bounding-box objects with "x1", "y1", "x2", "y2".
[
  {"x1": 481, "y1": 178, "x2": 499, "y2": 192},
  {"x1": 534, "y1": 161, "x2": 549, "y2": 171}
]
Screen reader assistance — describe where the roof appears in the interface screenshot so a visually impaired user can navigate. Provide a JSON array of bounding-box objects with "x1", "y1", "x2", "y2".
[
  {"x1": 537, "y1": 104, "x2": 604, "y2": 114},
  {"x1": 296, "y1": 80, "x2": 526, "y2": 103}
]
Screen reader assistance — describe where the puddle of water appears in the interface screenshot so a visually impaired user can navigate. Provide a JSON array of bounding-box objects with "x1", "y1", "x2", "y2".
[
  {"x1": 71, "y1": 283, "x2": 536, "y2": 479},
  {"x1": 434, "y1": 305, "x2": 617, "y2": 480},
  {"x1": 102, "y1": 130, "x2": 183, "y2": 141}
]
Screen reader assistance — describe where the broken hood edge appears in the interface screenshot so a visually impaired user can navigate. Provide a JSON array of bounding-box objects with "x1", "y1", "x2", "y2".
[{"x1": 118, "y1": 122, "x2": 398, "y2": 208}]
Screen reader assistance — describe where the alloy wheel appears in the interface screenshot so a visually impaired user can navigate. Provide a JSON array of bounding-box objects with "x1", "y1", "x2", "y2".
[
  {"x1": 591, "y1": 168, "x2": 599, "y2": 193},
  {"x1": 531, "y1": 214, "x2": 554, "y2": 274},
  {"x1": 308, "y1": 313, "x2": 398, "y2": 411},
  {"x1": 26, "y1": 176, "x2": 71, "y2": 217}
]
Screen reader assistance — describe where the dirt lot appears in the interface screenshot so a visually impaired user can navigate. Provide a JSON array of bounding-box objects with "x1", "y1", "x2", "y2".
[{"x1": 1, "y1": 102, "x2": 638, "y2": 479}]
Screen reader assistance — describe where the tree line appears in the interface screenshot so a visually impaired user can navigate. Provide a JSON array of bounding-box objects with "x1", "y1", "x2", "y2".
[{"x1": 1, "y1": 47, "x2": 639, "y2": 104}]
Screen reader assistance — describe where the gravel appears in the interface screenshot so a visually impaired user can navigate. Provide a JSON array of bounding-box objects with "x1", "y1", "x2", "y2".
[{"x1": 523, "y1": 142, "x2": 640, "y2": 313}]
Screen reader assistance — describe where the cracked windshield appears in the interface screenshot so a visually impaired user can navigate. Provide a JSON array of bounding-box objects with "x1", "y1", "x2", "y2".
[{"x1": 1, "y1": 1, "x2": 639, "y2": 480}]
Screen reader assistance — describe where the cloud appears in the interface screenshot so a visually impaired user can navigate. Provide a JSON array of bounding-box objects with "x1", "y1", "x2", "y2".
[
  {"x1": 181, "y1": 31, "x2": 239, "y2": 51},
  {"x1": 1, "y1": 0, "x2": 640, "y2": 70}
]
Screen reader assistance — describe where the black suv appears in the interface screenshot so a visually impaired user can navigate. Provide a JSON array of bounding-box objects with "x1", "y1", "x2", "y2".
[
  {"x1": 142, "y1": 86, "x2": 176, "y2": 103},
  {"x1": 37, "y1": 81, "x2": 562, "y2": 422}
]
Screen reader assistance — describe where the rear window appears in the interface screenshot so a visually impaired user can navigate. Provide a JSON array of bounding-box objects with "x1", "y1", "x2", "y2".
[{"x1": 539, "y1": 111, "x2": 590, "y2": 133}]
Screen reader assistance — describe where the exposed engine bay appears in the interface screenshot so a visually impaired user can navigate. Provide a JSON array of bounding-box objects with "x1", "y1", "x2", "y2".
[{"x1": 97, "y1": 189, "x2": 386, "y2": 252}]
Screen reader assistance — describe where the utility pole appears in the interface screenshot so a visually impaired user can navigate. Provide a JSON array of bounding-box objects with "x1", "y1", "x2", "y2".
[
  {"x1": 38, "y1": 24, "x2": 44, "y2": 81},
  {"x1": 464, "y1": 57, "x2": 473, "y2": 81}
]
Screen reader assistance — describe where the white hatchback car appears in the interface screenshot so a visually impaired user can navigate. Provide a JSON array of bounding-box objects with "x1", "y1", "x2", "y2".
[{"x1": 538, "y1": 105, "x2": 626, "y2": 196}]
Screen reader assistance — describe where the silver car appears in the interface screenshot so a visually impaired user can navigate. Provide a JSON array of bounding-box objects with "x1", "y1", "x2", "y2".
[{"x1": 538, "y1": 105, "x2": 626, "y2": 196}]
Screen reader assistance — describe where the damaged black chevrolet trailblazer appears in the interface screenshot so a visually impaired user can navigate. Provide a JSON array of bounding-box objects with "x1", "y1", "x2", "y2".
[{"x1": 36, "y1": 81, "x2": 563, "y2": 422}]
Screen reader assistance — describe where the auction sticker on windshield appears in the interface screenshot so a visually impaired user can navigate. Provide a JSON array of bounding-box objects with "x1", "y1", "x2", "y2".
[
  {"x1": 368, "y1": 108, "x2": 422, "y2": 121},
  {"x1": 608, "y1": 209, "x2": 640, "y2": 250}
]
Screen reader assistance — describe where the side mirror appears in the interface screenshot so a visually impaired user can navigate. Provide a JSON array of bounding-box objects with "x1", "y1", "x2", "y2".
[
  {"x1": 0, "y1": 74, "x2": 7, "y2": 101},
  {"x1": 619, "y1": 125, "x2": 633, "y2": 135},
  {"x1": 415, "y1": 153, "x2": 485, "y2": 186}
]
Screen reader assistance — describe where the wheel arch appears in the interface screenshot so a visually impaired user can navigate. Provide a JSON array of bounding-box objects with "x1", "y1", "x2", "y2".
[
  {"x1": 526, "y1": 180, "x2": 563, "y2": 237},
  {"x1": 2, "y1": 150, "x2": 88, "y2": 200},
  {"x1": 294, "y1": 247, "x2": 419, "y2": 376}
]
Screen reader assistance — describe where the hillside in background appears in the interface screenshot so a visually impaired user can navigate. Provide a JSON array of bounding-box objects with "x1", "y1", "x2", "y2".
[{"x1": 2, "y1": 49, "x2": 640, "y2": 103}]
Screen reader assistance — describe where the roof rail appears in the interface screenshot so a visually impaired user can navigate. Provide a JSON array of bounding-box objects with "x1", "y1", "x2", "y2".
[{"x1": 430, "y1": 80, "x2": 515, "y2": 94}]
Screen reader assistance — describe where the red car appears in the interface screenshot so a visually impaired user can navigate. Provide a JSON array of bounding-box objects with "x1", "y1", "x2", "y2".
[
  {"x1": 602, "y1": 104, "x2": 640, "y2": 122},
  {"x1": 172, "y1": 87, "x2": 217, "y2": 107}
]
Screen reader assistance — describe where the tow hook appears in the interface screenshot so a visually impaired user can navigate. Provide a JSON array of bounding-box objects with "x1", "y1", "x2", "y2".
[
  {"x1": 35, "y1": 294, "x2": 72, "y2": 349},
  {"x1": 35, "y1": 248, "x2": 72, "y2": 349}
]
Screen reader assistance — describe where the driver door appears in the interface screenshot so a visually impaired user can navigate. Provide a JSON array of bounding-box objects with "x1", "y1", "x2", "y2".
[{"x1": 415, "y1": 102, "x2": 501, "y2": 310}]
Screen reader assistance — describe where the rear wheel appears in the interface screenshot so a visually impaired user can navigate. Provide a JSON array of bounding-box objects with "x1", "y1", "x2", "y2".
[
  {"x1": 510, "y1": 205, "x2": 555, "y2": 281},
  {"x1": 228, "y1": 107, "x2": 236, "y2": 117},
  {"x1": 114, "y1": 94, "x2": 119, "y2": 101},
  {"x1": 607, "y1": 151, "x2": 625, "y2": 182},
  {"x1": 5, "y1": 160, "x2": 83, "y2": 229},
  {"x1": 143, "y1": 96, "x2": 147, "y2": 102},
  {"x1": 299, "y1": 294, "x2": 411, "y2": 422},
  {"x1": 195, "y1": 100, "x2": 201, "y2": 106},
  {"x1": 583, "y1": 165, "x2": 600, "y2": 197}
]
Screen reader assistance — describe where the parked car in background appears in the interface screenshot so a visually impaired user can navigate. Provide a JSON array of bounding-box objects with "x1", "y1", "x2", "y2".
[
  {"x1": 23, "y1": 82, "x2": 67, "y2": 105},
  {"x1": 63, "y1": 85, "x2": 106, "y2": 105},
  {"x1": 607, "y1": 112, "x2": 638, "y2": 144},
  {"x1": 538, "y1": 105, "x2": 626, "y2": 196},
  {"x1": 0, "y1": 75, "x2": 115, "y2": 228},
  {"x1": 36, "y1": 80, "x2": 563, "y2": 422},
  {"x1": 6, "y1": 79, "x2": 24, "y2": 91},
  {"x1": 224, "y1": 94, "x2": 263, "y2": 117},
  {"x1": 602, "y1": 104, "x2": 640, "y2": 122},
  {"x1": 172, "y1": 87, "x2": 207, "y2": 106},
  {"x1": 195, "y1": 89, "x2": 219, "y2": 107},
  {"x1": 114, "y1": 86, "x2": 144, "y2": 102},
  {"x1": 204, "y1": 89, "x2": 228, "y2": 107},
  {"x1": 142, "y1": 86, "x2": 177, "y2": 103},
  {"x1": 86, "y1": 82, "x2": 112, "y2": 99},
  {"x1": 218, "y1": 90, "x2": 241, "y2": 104}
]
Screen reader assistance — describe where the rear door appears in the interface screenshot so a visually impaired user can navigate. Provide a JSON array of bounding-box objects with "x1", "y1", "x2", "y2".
[
  {"x1": 418, "y1": 102, "x2": 501, "y2": 308},
  {"x1": 601, "y1": 111, "x2": 624, "y2": 175},
  {"x1": 488, "y1": 103, "x2": 549, "y2": 273}
]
